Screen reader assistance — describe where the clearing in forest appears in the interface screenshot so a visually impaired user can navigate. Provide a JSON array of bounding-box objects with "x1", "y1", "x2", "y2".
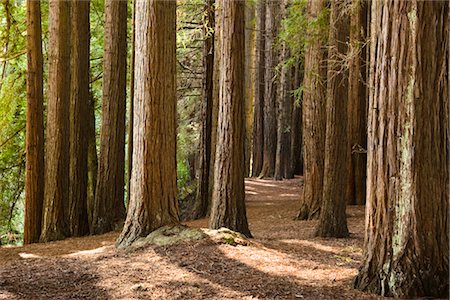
[{"x1": 0, "y1": 177, "x2": 382, "y2": 300}]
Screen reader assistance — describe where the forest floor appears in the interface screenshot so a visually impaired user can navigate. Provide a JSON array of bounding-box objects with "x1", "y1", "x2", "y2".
[{"x1": 0, "y1": 177, "x2": 383, "y2": 300}]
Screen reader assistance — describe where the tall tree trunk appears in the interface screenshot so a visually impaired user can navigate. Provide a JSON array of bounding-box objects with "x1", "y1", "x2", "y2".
[
  {"x1": 289, "y1": 63, "x2": 304, "y2": 177},
  {"x1": 24, "y1": 0, "x2": 44, "y2": 245},
  {"x1": 87, "y1": 91, "x2": 98, "y2": 234},
  {"x1": 93, "y1": 0, "x2": 127, "y2": 234},
  {"x1": 208, "y1": 4, "x2": 221, "y2": 209},
  {"x1": 209, "y1": 0, "x2": 251, "y2": 238},
  {"x1": 117, "y1": 0, "x2": 179, "y2": 248},
  {"x1": 193, "y1": 0, "x2": 215, "y2": 220},
  {"x1": 346, "y1": 0, "x2": 367, "y2": 205},
  {"x1": 315, "y1": 0, "x2": 350, "y2": 238},
  {"x1": 354, "y1": 1, "x2": 448, "y2": 297},
  {"x1": 244, "y1": 1, "x2": 256, "y2": 177},
  {"x1": 274, "y1": 0, "x2": 292, "y2": 180},
  {"x1": 68, "y1": 0, "x2": 90, "y2": 237},
  {"x1": 296, "y1": 0, "x2": 328, "y2": 220},
  {"x1": 126, "y1": 0, "x2": 136, "y2": 209},
  {"x1": 251, "y1": 0, "x2": 266, "y2": 177},
  {"x1": 40, "y1": 0, "x2": 71, "y2": 242},
  {"x1": 259, "y1": 0, "x2": 278, "y2": 178}
]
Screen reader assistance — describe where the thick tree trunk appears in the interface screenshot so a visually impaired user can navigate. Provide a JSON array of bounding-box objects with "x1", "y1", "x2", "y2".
[
  {"x1": 93, "y1": 0, "x2": 127, "y2": 234},
  {"x1": 346, "y1": 0, "x2": 367, "y2": 205},
  {"x1": 209, "y1": 0, "x2": 251, "y2": 238},
  {"x1": 274, "y1": 0, "x2": 292, "y2": 180},
  {"x1": 244, "y1": 1, "x2": 256, "y2": 177},
  {"x1": 259, "y1": 0, "x2": 278, "y2": 178},
  {"x1": 251, "y1": 0, "x2": 265, "y2": 177},
  {"x1": 193, "y1": 0, "x2": 215, "y2": 220},
  {"x1": 315, "y1": 0, "x2": 350, "y2": 238},
  {"x1": 40, "y1": 0, "x2": 71, "y2": 242},
  {"x1": 296, "y1": 0, "x2": 328, "y2": 220},
  {"x1": 24, "y1": 0, "x2": 44, "y2": 245},
  {"x1": 117, "y1": 0, "x2": 179, "y2": 248},
  {"x1": 354, "y1": 1, "x2": 448, "y2": 297},
  {"x1": 68, "y1": 0, "x2": 90, "y2": 237}
]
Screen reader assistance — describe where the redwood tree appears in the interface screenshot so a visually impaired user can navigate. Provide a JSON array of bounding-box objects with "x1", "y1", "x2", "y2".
[
  {"x1": 193, "y1": 0, "x2": 215, "y2": 219},
  {"x1": 315, "y1": 0, "x2": 350, "y2": 238},
  {"x1": 346, "y1": 0, "x2": 367, "y2": 205},
  {"x1": 354, "y1": 1, "x2": 448, "y2": 297},
  {"x1": 259, "y1": 0, "x2": 279, "y2": 178},
  {"x1": 40, "y1": 0, "x2": 71, "y2": 242},
  {"x1": 93, "y1": 0, "x2": 127, "y2": 234},
  {"x1": 24, "y1": 0, "x2": 44, "y2": 244},
  {"x1": 274, "y1": 0, "x2": 292, "y2": 180},
  {"x1": 251, "y1": 0, "x2": 266, "y2": 177},
  {"x1": 209, "y1": 0, "x2": 251, "y2": 238},
  {"x1": 68, "y1": 0, "x2": 90, "y2": 237},
  {"x1": 296, "y1": 0, "x2": 328, "y2": 220},
  {"x1": 117, "y1": 0, "x2": 179, "y2": 248}
]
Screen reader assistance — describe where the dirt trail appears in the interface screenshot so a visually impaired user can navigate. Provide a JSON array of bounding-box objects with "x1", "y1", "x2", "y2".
[{"x1": 0, "y1": 177, "x2": 382, "y2": 299}]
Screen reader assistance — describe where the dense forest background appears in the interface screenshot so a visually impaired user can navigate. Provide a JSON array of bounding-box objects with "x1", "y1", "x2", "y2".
[{"x1": 0, "y1": 0, "x2": 217, "y2": 240}]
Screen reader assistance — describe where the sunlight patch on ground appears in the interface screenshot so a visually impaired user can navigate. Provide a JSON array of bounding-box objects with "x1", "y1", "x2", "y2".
[
  {"x1": 0, "y1": 291, "x2": 17, "y2": 300},
  {"x1": 66, "y1": 246, "x2": 111, "y2": 257},
  {"x1": 18, "y1": 252, "x2": 41, "y2": 259}
]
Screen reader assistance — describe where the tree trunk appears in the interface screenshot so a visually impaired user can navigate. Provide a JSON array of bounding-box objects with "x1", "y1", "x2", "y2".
[
  {"x1": 126, "y1": 0, "x2": 136, "y2": 210},
  {"x1": 274, "y1": 0, "x2": 292, "y2": 180},
  {"x1": 24, "y1": 0, "x2": 44, "y2": 245},
  {"x1": 354, "y1": 1, "x2": 448, "y2": 297},
  {"x1": 296, "y1": 0, "x2": 328, "y2": 220},
  {"x1": 93, "y1": 0, "x2": 127, "y2": 234},
  {"x1": 251, "y1": 0, "x2": 266, "y2": 177},
  {"x1": 116, "y1": 0, "x2": 179, "y2": 248},
  {"x1": 208, "y1": 4, "x2": 221, "y2": 210},
  {"x1": 259, "y1": 0, "x2": 279, "y2": 178},
  {"x1": 209, "y1": 0, "x2": 251, "y2": 238},
  {"x1": 87, "y1": 90, "x2": 98, "y2": 234},
  {"x1": 40, "y1": 0, "x2": 71, "y2": 242},
  {"x1": 193, "y1": 0, "x2": 215, "y2": 220},
  {"x1": 68, "y1": 0, "x2": 90, "y2": 237},
  {"x1": 289, "y1": 63, "x2": 304, "y2": 177},
  {"x1": 244, "y1": 1, "x2": 256, "y2": 177},
  {"x1": 346, "y1": 0, "x2": 367, "y2": 205},
  {"x1": 315, "y1": 0, "x2": 350, "y2": 238}
]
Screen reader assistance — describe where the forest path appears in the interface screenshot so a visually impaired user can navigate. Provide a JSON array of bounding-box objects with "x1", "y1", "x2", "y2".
[{"x1": 0, "y1": 177, "x2": 382, "y2": 299}]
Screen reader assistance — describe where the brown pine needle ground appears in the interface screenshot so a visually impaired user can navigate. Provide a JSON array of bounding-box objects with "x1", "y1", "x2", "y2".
[{"x1": 0, "y1": 177, "x2": 383, "y2": 299}]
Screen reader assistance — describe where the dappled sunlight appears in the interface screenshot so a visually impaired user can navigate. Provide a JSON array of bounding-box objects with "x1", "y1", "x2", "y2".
[
  {"x1": 66, "y1": 246, "x2": 112, "y2": 258},
  {"x1": 18, "y1": 252, "x2": 42, "y2": 259}
]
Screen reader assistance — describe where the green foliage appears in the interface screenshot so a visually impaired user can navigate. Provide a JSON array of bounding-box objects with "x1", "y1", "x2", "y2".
[
  {"x1": 0, "y1": 0, "x2": 28, "y2": 244},
  {"x1": 279, "y1": 0, "x2": 329, "y2": 67}
]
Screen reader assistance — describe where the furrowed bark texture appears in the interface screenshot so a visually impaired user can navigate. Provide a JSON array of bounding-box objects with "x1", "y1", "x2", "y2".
[
  {"x1": 93, "y1": 0, "x2": 127, "y2": 234},
  {"x1": 194, "y1": 0, "x2": 215, "y2": 219},
  {"x1": 297, "y1": 0, "x2": 328, "y2": 220},
  {"x1": 209, "y1": 0, "x2": 251, "y2": 238},
  {"x1": 117, "y1": 0, "x2": 179, "y2": 248},
  {"x1": 40, "y1": 0, "x2": 71, "y2": 242},
  {"x1": 69, "y1": 0, "x2": 90, "y2": 237},
  {"x1": 354, "y1": 1, "x2": 449, "y2": 297},
  {"x1": 24, "y1": 0, "x2": 44, "y2": 244},
  {"x1": 315, "y1": 0, "x2": 350, "y2": 238}
]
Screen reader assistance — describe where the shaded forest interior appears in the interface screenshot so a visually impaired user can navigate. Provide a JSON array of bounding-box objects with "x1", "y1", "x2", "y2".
[{"x1": 0, "y1": 0, "x2": 448, "y2": 299}]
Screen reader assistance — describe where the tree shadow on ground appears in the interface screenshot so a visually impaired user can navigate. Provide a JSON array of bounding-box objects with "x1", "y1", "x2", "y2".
[
  {"x1": 0, "y1": 257, "x2": 109, "y2": 300},
  {"x1": 151, "y1": 237, "x2": 364, "y2": 299}
]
